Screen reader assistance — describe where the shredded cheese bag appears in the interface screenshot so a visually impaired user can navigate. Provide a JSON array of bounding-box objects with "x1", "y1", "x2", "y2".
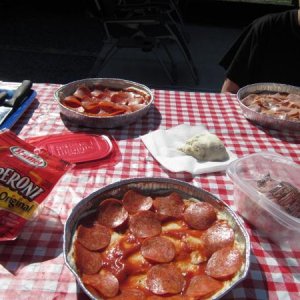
[{"x1": 0, "y1": 130, "x2": 72, "y2": 241}]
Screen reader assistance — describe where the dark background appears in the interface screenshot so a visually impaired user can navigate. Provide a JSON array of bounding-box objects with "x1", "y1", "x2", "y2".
[{"x1": 0, "y1": 0, "x2": 297, "y2": 91}]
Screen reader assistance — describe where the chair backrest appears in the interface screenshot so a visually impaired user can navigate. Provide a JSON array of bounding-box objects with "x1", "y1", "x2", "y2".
[{"x1": 93, "y1": 0, "x2": 120, "y2": 17}]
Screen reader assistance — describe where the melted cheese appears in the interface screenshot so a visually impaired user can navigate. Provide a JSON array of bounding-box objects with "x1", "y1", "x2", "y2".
[
  {"x1": 126, "y1": 251, "x2": 147, "y2": 267},
  {"x1": 124, "y1": 274, "x2": 147, "y2": 290}
]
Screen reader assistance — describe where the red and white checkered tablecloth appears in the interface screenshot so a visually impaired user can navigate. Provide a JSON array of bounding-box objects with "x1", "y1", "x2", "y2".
[{"x1": 0, "y1": 83, "x2": 299, "y2": 300}]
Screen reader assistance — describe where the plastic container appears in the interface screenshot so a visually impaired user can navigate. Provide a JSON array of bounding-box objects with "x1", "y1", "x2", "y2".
[
  {"x1": 26, "y1": 132, "x2": 121, "y2": 169},
  {"x1": 227, "y1": 152, "x2": 300, "y2": 250},
  {"x1": 27, "y1": 133, "x2": 113, "y2": 163}
]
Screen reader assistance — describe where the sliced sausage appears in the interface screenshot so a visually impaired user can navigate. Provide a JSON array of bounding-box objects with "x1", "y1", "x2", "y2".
[
  {"x1": 205, "y1": 247, "x2": 243, "y2": 280},
  {"x1": 129, "y1": 211, "x2": 161, "y2": 238},
  {"x1": 146, "y1": 263, "x2": 185, "y2": 295},
  {"x1": 77, "y1": 223, "x2": 111, "y2": 251},
  {"x1": 97, "y1": 198, "x2": 128, "y2": 228},
  {"x1": 202, "y1": 220, "x2": 234, "y2": 256},
  {"x1": 82, "y1": 269, "x2": 119, "y2": 298},
  {"x1": 73, "y1": 86, "x2": 92, "y2": 101},
  {"x1": 62, "y1": 96, "x2": 82, "y2": 108},
  {"x1": 153, "y1": 192, "x2": 185, "y2": 220},
  {"x1": 111, "y1": 289, "x2": 146, "y2": 300},
  {"x1": 185, "y1": 274, "x2": 223, "y2": 298},
  {"x1": 147, "y1": 296, "x2": 190, "y2": 300},
  {"x1": 74, "y1": 242, "x2": 102, "y2": 275},
  {"x1": 183, "y1": 202, "x2": 217, "y2": 230},
  {"x1": 141, "y1": 236, "x2": 176, "y2": 263},
  {"x1": 123, "y1": 190, "x2": 153, "y2": 214}
]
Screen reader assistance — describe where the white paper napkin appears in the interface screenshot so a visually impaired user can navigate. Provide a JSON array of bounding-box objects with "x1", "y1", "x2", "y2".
[{"x1": 141, "y1": 124, "x2": 237, "y2": 175}]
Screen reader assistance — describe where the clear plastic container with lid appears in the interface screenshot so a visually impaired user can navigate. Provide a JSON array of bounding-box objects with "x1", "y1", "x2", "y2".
[{"x1": 226, "y1": 151, "x2": 300, "y2": 250}]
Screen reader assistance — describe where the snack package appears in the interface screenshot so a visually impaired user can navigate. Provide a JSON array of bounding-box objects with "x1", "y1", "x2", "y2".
[{"x1": 0, "y1": 130, "x2": 72, "y2": 241}]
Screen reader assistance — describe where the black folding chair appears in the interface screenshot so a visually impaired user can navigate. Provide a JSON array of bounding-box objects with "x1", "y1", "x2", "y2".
[{"x1": 89, "y1": 0, "x2": 199, "y2": 84}]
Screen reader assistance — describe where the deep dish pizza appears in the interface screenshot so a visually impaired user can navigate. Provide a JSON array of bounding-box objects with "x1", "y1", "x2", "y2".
[{"x1": 70, "y1": 189, "x2": 245, "y2": 299}]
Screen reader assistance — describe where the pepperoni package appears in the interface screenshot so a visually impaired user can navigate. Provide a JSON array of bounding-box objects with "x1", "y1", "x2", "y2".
[
  {"x1": 0, "y1": 130, "x2": 72, "y2": 241},
  {"x1": 65, "y1": 179, "x2": 250, "y2": 300}
]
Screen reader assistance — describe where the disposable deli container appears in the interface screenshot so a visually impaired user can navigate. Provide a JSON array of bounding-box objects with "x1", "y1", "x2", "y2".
[
  {"x1": 54, "y1": 78, "x2": 154, "y2": 129},
  {"x1": 227, "y1": 152, "x2": 300, "y2": 250},
  {"x1": 237, "y1": 82, "x2": 300, "y2": 131},
  {"x1": 64, "y1": 177, "x2": 250, "y2": 300}
]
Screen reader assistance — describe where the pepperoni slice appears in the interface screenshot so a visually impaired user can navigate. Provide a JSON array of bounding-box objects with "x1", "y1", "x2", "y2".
[
  {"x1": 129, "y1": 211, "x2": 161, "y2": 238},
  {"x1": 111, "y1": 289, "x2": 146, "y2": 300},
  {"x1": 123, "y1": 190, "x2": 153, "y2": 214},
  {"x1": 98, "y1": 101, "x2": 129, "y2": 115},
  {"x1": 91, "y1": 89, "x2": 104, "y2": 97},
  {"x1": 185, "y1": 274, "x2": 223, "y2": 298},
  {"x1": 183, "y1": 202, "x2": 217, "y2": 230},
  {"x1": 62, "y1": 96, "x2": 82, "y2": 108},
  {"x1": 82, "y1": 102, "x2": 101, "y2": 114},
  {"x1": 146, "y1": 263, "x2": 185, "y2": 295},
  {"x1": 82, "y1": 269, "x2": 119, "y2": 298},
  {"x1": 141, "y1": 236, "x2": 176, "y2": 263},
  {"x1": 147, "y1": 296, "x2": 189, "y2": 300},
  {"x1": 97, "y1": 198, "x2": 128, "y2": 228},
  {"x1": 124, "y1": 86, "x2": 151, "y2": 101},
  {"x1": 111, "y1": 91, "x2": 133, "y2": 104},
  {"x1": 74, "y1": 242, "x2": 102, "y2": 275},
  {"x1": 77, "y1": 223, "x2": 111, "y2": 251},
  {"x1": 128, "y1": 103, "x2": 147, "y2": 112},
  {"x1": 73, "y1": 86, "x2": 92, "y2": 101},
  {"x1": 206, "y1": 247, "x2": 243, "y2": 280},
  {"x1": 153, "y1": 192, "x2": 185, "y2": 220},
  {"x1": 202, "y1": 220, "x2": 235, "y2": 256}
]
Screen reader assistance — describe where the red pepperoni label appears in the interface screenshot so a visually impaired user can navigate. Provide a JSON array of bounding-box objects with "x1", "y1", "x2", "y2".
[{"x1": 0, "y1": 130, "x2": 71, "y2": 241}]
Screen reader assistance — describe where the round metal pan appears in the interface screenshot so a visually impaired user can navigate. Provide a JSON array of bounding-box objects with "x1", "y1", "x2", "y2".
[
  {"x1": 54, "y1": 78, "x2": 154, "y2": 129},
  {"x1": 237, "y1": 82, "x2": 300, "y2": 131},
  {"x1": 63, "y1": 177, "x2": 251, "y2": 300}
]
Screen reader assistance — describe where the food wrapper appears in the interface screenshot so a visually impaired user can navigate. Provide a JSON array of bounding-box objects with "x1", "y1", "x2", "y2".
[
  {"x1": 0, "y1": 129, "x2": 72, "y2": 241},
  {"x1": 141, "y1": 124, "x2": 237, "y2": 175}
]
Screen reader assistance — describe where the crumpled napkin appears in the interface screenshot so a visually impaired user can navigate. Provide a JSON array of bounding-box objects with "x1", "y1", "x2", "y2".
[{"x1": 141, "y1": 124, "x2": 237, "y2": 175}]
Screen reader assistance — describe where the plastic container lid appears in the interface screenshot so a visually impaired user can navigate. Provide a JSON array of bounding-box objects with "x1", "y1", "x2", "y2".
[{"x1": 27, "y1": 133, "x2": 113, "y2": 163}]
